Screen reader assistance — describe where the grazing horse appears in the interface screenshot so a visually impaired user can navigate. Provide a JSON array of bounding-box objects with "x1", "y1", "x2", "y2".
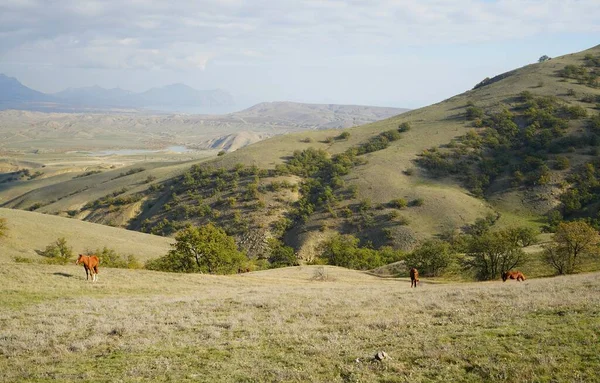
[
  {"x1": 76, "y1": 254, "x2": 99, "y2": 282},
  {"x1": 502, "y1": 271, "x2": 526, "y2": 282},
  {"x1": 409, "y1": 268, "x2": 420, "y2": 288}
]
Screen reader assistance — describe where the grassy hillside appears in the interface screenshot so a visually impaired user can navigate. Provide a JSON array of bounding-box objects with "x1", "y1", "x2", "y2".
[
  {"x1": 1, "y1": 261, "x2": 599, "y2": 382},
  {"x1": 107, "y1": 45, "x2": 599, "y2": 259},
  {"x1": 2, "y1": 45, "x2": 599, "y2": 264},
  {"x1": 0, "y1": 208, "x2": 171, "y2": 262}
]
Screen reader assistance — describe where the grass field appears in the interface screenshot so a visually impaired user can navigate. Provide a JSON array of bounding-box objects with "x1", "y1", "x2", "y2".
[
  {"x1": 0, "y1": 208, "x2": 172, "y2": 262},
  {"x1": 1, "y1": 260, "x2": 599, "y2": 382}
]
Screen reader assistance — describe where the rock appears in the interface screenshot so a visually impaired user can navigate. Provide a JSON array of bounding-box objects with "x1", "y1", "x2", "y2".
[{"x1": 374, "y1": 351, "x2": 390, "y2": 361}]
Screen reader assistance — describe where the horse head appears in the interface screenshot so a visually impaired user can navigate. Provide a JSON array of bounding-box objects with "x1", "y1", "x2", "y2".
[{"x1": 75, "y1": 254, "x2": 84, "y2": 265}]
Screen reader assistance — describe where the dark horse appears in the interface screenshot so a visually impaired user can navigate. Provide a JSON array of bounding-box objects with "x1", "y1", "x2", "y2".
[
  {"x1": 502, "y1": 271, "x2": 526, "y2": 282},
  {"x1": 410, "y1": 268, "x2": 420, "y2": 288},
  {"x1": 76, "y1": 254, "x2": 100, "y2": 282}
]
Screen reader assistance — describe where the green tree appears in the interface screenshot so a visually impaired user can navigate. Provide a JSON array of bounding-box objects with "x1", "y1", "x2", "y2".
[
  {"x1": 405, "y1": 239, "x2": 454, "y2": 277},
  {"x1": 267, "y1": 239, "x2": 298, "y2": 268},
  {"x1": 538, "y1": 55, "x2": 551, "y2": 63},
  {"x1": 39, "y1": 237, "x2": 73, "y2": 264},
  {"x1": 465, "y1": 230, "x2": 525, "y2": 280},
  {"x1": 544, "y1": 221, "x2": 599, "y2": 274},
  {"x1": 147, "y1": 224, "x2": 246, "y2": 274}
]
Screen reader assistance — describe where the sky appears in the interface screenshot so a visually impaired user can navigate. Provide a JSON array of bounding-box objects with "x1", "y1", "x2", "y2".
[{"x1": 0, "y1": 0, "x2": 598, "y2": 109}]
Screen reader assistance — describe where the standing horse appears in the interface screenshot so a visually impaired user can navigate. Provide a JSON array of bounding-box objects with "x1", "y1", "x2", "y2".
[
  {"x1": 76, "y1": 254, "x2": 99, "y2": 282},
  {"x1": 502, "y1": 271, "x2": 526, "y2": 282},
  {"x1": 410, "y1": 268, "x2": 420, "y2": 288}
]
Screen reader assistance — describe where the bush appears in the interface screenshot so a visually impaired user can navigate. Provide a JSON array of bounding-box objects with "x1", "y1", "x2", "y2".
[
  {"x1": 410, "y1": 198, "x2": 424, "y2": 207},
  {"x1": 0, "y1": 217, "x2": 7, "y2": 238},
  {"x1": 389, "y1": 198, "x2": 407, "y2": 209},
  {"x1": 336, "y1": 132, "x2": 351, "y2": 140},
  {"x1": 217, "y1": 150, "x2": 226, "y2": 156},
  {"x1": 146, "y1": 224, "x2": 246, "y2": 274},
  {"x1": 38, "y1": 237, "x2": 73, "y2": 264},
  {"x1": 267, "y1": 239, "x2": 298, "y2": 268},
  {"x1": 405, "y1": 239, "x2": 454, "y2": 277},
  {"x1": 398, "y1": 122, "x2": 411, "y2": 132},
  {"x1": 94, "y1": 247, "x2": 141, "y2": 269},
  {"x1": 320, "y1": 234, "x2": 402, "y2": 270}
]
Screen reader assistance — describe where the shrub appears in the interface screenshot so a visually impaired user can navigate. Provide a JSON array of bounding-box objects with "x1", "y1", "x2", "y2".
[
  {"x1": 554, "y1": 156, "x2": 570, "y2": 170},
  {"x1": 336, "y1": 131, "x2": 351, "y2": 140},
  {"x1": 320, "y1": 234, "x2": 402, "y2": 270},
  {"x1": 398, "y1": 122, "x2": 411, "y2": 132},
  {"x1": 217, "y1": 150, "x2": 226, "y2": 156},
  {"x1": 267, "y1": 239, "x2": 298, "y2": 268},
  {"x1": 410, "y1": 198, "x2": 424, "y2": 207},
  {"x1": 389, "y1": 198, "x2": 407, "y2": 209},
  {"x1": 0, "y1": 217, "x2": 7, "y2": 238},
  {"x1": 466, "y1": 105, "x2": 484, "y2": 120},
  {"x1": 38, "y1": 237, "x2": 73, "y2": 264},
  {"x1": 94, "y1": 247, "x2": 141, "y2": 269}
]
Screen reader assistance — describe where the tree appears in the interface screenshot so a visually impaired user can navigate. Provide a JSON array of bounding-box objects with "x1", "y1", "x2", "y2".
[
  {"x1": 0, "y1": 217, "x2": 7, "y2": 239},
  {"x1": 146, "y1": 224, "x2": 246, "y2": 274},
  {"x1": 267, "y1": 239, "x2": 298, "y2": 268},
  {"x1": 544, "y1": 221, "x2": 599, "y2": 274},
  {"x1": 38, "y1": 237, "x2": 73, "y2": 264},
  {"x1": 465, "y1": 230, "x2": 525, "y2": 280},
  {"x1": 404, "y1": 239, "x2": 454, "y2": 277},
  {"x1": 538, "y1": 55, "x2": 551, "y2": 63}
]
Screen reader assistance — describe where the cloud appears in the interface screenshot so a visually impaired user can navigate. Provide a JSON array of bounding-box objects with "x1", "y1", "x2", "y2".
[{"x1": 0, "y1": 1, "x2": 598, "y2": 75}]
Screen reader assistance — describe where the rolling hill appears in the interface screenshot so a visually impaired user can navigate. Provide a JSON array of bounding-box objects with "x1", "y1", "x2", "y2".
[
  {"x1": 107, "y1": 44, "x2": 599, "y2": 258},
  {"x1": 2, "y1": 45, "x2": 599, "y2": 262}
]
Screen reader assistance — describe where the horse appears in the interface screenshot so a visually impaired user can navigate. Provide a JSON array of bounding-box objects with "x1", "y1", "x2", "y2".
[
  {"x1": 502, "y1": 270, "x2": 526, "y2": 282},
  {"x1": 410, "y1": 268, "x2": 420, "y2": 288},
  {"x1": 76, "y1": 254, "x2": 100, "y2": 282}
]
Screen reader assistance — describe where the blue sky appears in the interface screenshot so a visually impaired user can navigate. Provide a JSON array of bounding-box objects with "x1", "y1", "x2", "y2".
[{"x1": 0, "y1": 0, "x2": 598, "y2": 109}]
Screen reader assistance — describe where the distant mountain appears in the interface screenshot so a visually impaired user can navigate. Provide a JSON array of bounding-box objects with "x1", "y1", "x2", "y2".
[
  {"x1": 53, "y1": 86, "x2": 133, "y2": 107},
  {"x1": 0, "y1": 74, "x2": 52, "y2": 104},
  {"x1": 137, "y1": 84, "x2": 234, "y2": 107},
  {"x1": 0, "y1": 74, "x2": 235, "y2": 112}
]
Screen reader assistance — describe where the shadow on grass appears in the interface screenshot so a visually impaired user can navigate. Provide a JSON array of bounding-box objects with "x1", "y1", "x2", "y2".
[{"x1": 53, "y1": 272, "x2": 75, "y2": 278}]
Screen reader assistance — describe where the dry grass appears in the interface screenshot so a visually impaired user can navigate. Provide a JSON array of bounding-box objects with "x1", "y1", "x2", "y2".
[
  {"x1": 0, "y1": 208, "x2": 172, "y2": 263},
  {"x1": 1, "y1": 261, "x2": 599, "y2": 382}
]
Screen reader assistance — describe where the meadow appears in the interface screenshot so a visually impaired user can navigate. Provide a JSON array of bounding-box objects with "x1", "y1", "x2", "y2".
[{"x1": 1, "y1": 260, "x2": 598, "y2": 382}]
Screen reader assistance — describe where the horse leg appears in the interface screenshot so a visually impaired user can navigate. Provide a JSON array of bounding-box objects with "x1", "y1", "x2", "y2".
[
  {"x1": 93, "y1": 266, "x2": 99, "y2": 282},
  {"x1": 85, "y1": 266, "x2": 89, "y2": 281}
]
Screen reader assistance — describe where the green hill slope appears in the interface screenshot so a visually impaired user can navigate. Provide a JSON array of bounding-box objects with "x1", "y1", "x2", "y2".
[
  {"x1": 3, "y1": 45, "x2": 600, "y2": 262},
  {"x1": 0, "y1": 208, "x2": 171, "y2": 263}
]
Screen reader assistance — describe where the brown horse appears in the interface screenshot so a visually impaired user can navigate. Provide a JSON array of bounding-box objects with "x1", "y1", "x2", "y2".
[
  {"x1": 76, "y1": 254, "x2": 99, "y2": 282},
  {"x1": 410, "y1": 268, "x2": 420, "y2": 288},
  {"x1": 502, "y1": 271, "x2": 526, "y2": 282}
]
